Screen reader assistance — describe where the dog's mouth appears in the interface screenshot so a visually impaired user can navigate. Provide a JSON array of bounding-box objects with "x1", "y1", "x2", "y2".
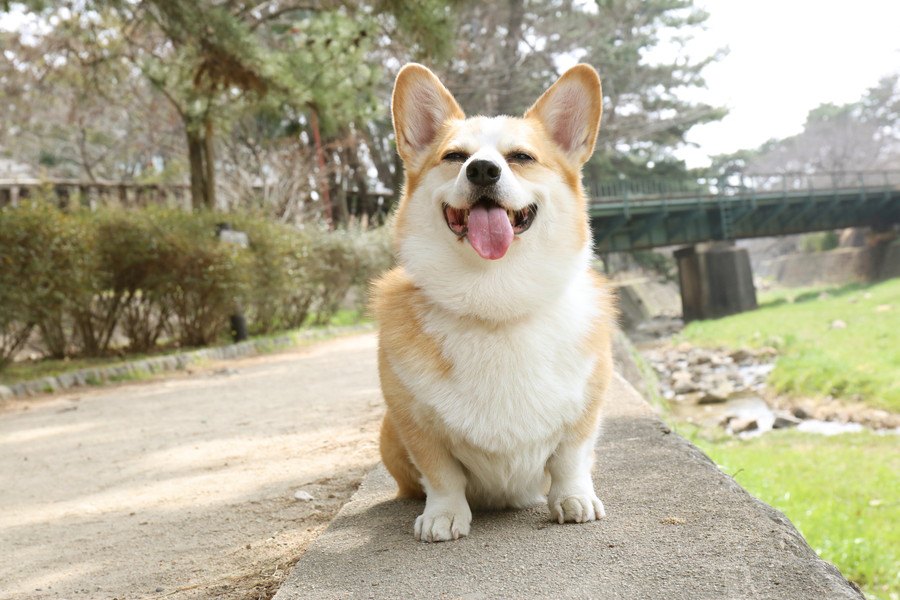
[
  {"x1": 442, "y1": 198, "x2": 537, "y2": 261},
  {"x1": 443, "y1": 198, "x2": 537, "y2": 237}
]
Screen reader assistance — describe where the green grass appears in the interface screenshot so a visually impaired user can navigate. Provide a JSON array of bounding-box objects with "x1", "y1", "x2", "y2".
[
  {"x1": 0, "y1": 311, "x2": 372, "y2": 386},
  {"x1": 680, "y1": 279, "x2": 900, "y2": 412},
  {"x1": 684, "y1": 427, "x2": 900, "y2": 599}
]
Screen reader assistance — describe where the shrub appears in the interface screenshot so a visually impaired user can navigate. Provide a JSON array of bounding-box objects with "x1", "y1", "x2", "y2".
[
  {"x1": 0, "y1": 202, "x2": 87, "y2": 360},
  {"x1": 231, "y1": 216, "x2": 316, "y2": 335},
  {"x1": 801, "y1": 231, "x2": 840, "y2": 253},
  {"x1": 234, "y1": 218, "x2": 393, "y2": 331},
  {"x1": 148, "y1": 210, "x2": 251, "y2": 347},
  {"x1": 92, "y1": 210, "x2": 174, "y2": 352},
  {"x1": 305, "y1": 226, "x2": 393, "y2": 325},
  {"x1": 0, "y1": 202, "x2": 393, "y2": 370}
]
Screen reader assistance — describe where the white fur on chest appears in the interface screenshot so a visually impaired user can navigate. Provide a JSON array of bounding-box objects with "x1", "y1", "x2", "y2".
[{"x1": 391, "y1": 269, "x2": 600, "y2": 455}]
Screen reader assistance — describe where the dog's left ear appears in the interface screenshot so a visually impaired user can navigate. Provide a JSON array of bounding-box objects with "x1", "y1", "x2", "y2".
[{"x1": 525, "y1": 64, "x2": 602, "y2": 165}]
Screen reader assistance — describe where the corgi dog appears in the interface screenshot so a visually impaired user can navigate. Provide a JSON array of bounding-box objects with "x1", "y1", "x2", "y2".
[{"x1": 372, "y1": 63, "x2": 614, "y2": 543}]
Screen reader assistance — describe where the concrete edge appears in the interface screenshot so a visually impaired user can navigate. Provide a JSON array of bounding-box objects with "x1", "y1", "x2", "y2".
[
  {"x1": 0, "y1": 322, "x2": 375, "y2": 401},
  {"x1": 273, "y1": 362, "x2": 864, "y2": 599}
]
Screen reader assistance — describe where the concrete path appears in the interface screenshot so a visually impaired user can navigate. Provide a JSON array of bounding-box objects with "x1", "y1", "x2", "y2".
[
  {"x1": 274, "y1": 374, "x2": 862, "y2": 600},
  {"x1": 0, "y1": 334, "x2": 384, "y2": 600}
]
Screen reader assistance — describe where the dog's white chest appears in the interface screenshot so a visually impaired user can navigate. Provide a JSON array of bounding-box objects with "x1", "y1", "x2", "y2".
[{"x1": 395, "y1": 273, "x2": 600, "y2": 454}]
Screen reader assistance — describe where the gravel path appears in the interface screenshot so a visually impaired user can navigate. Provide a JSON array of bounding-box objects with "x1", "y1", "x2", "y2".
[{"x1": 0, "y1": 334, "x2": 383, "y2": 600}]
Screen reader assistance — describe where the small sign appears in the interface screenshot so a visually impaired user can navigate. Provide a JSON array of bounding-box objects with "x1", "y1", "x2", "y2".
[{"x1": 218, "y1": 229, "x2": 249, "y2": 247}]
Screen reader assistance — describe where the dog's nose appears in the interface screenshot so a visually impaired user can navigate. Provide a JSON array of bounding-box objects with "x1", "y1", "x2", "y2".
[{"x1": 466, "y1": 159, "x2": 501, "y2": 187}]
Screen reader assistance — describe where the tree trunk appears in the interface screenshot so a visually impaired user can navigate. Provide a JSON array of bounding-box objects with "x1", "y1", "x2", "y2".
[
  {"x1": 496, "y1": 0, "x2": 525, "y2": 116},
  {"x1": 204, "y1": 117, "x2": 217, "y2": 210},
  {"x1": 186, "y1": 128, "x2": 207, "y2": 211},
  {"x1": 309, "y1": 108, "x2": 332, "y2": 226}
]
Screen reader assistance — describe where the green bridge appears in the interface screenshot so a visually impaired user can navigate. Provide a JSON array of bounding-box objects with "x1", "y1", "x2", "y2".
[{"x1": 588, "y1": 171, "x2": 900, "y2": 253}]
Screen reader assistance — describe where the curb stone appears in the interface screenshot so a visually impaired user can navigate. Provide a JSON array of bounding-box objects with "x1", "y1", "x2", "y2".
[{"x1": 0, "y1": 323, "x2": 375, "y2": 401}]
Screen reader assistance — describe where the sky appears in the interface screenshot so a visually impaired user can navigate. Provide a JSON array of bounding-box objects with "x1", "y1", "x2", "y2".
[{"x1": 675, "y1": 0, "x2": 900, "y2": 167}]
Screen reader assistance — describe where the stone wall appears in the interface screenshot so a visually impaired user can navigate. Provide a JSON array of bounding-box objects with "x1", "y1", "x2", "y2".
[{"x1": 766, "y1": 240, "x2": 900, "y2": 287}]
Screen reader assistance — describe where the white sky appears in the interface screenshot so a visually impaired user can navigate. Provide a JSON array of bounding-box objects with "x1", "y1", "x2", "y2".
[{"x1": 676, "y1": 0, "x2": 900, "y2": 167}]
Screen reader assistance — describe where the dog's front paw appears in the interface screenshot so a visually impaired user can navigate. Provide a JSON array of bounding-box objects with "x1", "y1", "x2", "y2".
[
  {"x1": 414, "y1": 502, "x2": 472, "y2": 543},
  {"x1": 548, "y1": 488, "x2": 605, "y2": 524}
]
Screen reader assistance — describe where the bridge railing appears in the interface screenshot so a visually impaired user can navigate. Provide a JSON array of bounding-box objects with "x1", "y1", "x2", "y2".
[{"x1": 589, "y1": 170, "x2": 900, "y2": 204}]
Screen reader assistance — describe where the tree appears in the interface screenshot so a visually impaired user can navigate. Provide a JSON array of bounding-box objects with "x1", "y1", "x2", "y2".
[
  {"x1": 1, "y1": 0, "x2": 456, "y2": 212},
  {"x1": 0, "y1": 23, "x2": 185, "y2": 183},
  {"x1": 429, "y1": 0, "x2": 725, "y2": 182},
  {"x1": 710, "y1": 75, "x2": 900, "y2": 177}
]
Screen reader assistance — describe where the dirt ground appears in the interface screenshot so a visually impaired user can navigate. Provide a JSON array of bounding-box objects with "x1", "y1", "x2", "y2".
[{"x1": 0, "y1": 334, "x2": 385, "y2": 600}]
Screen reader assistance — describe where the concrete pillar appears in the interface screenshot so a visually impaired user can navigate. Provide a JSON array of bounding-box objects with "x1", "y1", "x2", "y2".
[{"x1": 674, "y1": 242, "x2": 758, "y2": 322}]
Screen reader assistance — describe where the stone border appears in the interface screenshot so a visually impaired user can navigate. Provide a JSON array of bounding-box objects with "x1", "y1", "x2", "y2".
[{"x1": 0, "y1": 323, "x2": 375, "y2": 401}]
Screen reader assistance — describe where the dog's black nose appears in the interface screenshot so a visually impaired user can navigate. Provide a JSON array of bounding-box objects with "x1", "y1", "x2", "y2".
[{"x1": 466, "y1": 159, "x2": 501, "y2": 187}]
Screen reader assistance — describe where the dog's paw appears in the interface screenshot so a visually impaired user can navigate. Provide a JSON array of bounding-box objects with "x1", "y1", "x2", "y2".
[
  {"x1": 548, "y1": 489, "x2": 605, "y2": 524},
  {"x1": 414, "y1": 502, "x2": 472, "y2": 543}
]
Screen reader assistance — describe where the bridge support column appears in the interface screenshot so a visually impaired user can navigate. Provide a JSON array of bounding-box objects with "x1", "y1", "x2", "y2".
[{"x1": 674, "y1": 242, "x2": 757, "y2": 322}]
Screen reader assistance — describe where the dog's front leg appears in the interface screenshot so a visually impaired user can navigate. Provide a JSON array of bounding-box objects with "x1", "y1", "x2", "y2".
[
  {"x1": 547, "y1": 434, "x2": 605, "y2": 524},
  {"x1": 413, "y1": 446, "x2": 472, "y2": 543}
]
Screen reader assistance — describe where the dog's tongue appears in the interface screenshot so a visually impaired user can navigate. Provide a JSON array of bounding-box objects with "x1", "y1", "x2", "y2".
[{"x1": 467, "y1": 203, "x2": 513, "y2": 260}]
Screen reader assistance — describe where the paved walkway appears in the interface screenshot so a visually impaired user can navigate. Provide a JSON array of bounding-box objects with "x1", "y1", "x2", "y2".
[
  {"x1": 274, "y1": 373, "x2": 862, "y2": 600},
  {"x1": 0, "y1": 334, "x2": 384, "y2": 600}
]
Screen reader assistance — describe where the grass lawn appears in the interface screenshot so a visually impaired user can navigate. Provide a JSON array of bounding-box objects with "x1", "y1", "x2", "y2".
[
  {"x1": 679, "y1": 279, "x2": 900, "y2": 412},
  {"x1": 683, "y1": 427, "x2": 900, "y2": 599}
]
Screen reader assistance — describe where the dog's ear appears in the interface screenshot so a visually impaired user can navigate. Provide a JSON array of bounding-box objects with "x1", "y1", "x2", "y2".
[
  {"x1": 525, "y1": 64, "x2": 602, "y2": 165},
  {"x1": 392, "y1": 64, "x2": 465, "y2": 165}
]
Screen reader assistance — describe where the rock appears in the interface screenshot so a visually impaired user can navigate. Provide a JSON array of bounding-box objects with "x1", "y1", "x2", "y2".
[
  {"x1": 674, "y1": 391, "x2": 705, "y2": 404},
  {"x1": 56, "y1": 372, "x2": 77, "y2": 389},
  {"x1": 756, "y1": 346, "x2": 778, "y2": 357},
  {"x1": 773, "y1": 413, "x2": 801, "y2": 429},
  {"x1": 710, "y1": 354, "x2": 734, "y2": 366},
  {"x1": 671, "y1": 370, "x2": 695, "y2": 394},
  {"x1": 699, "y1": 383, "x2": 735, "y2": 404},
  {"x1": 675, "y1": 341, "x2": 692, "y2": 353},
  {"x1": 875, "y1": 304, "x2": 891, "y2": 313},
  {"x1": 728, "y1": 417, "x2": 758, "y2": 434},
  {"x1": 791, "y1": 406, "x2": 811, "y2": 420},
  {"x1": 689, "y1": 351, "x2": 712, "y2": 365},
  {"x1": 728, "y1": 348, "x2": 753, "y2": 363},
  {"x1": 830, "y1": 319, "x2": 847, "y2": 329},
  {"x1": 293, "y1": 490, "x2": 314, "y2": 502}
]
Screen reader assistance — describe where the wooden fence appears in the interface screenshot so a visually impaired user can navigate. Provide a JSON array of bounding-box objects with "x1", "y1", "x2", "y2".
[{"x1": 0, "y1": 178, "x2": 192, "y2": 210}]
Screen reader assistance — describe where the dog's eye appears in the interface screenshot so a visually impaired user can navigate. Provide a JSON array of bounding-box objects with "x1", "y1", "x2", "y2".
[
  {"x1": 442, "y1": 151, "x2": 469, "y2": 162},
  {"x1": 508, "y1": 152, "x2": 535, "y2": 162}
]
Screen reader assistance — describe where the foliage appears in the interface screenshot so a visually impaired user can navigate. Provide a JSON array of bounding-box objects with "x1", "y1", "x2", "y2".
[
  {"x1": 2, "y1": 1, "x2": 723, "y2": 220},
  {"x1": 0, "y1": 0, "x2": 456, "y2": 216},
  {"x1": 631, "y1": 249, "x2": 676, "y2": 279},
  {"x1": 800, "y1": 231, "x2": 840, "y2": 253},
  {"x1": 0, "y1": 204, "x2": 392, "y2": 369},
  {"x1": 687, "y1": 429, "x2": 899, "y2": 599},
  {"x1": 679, "y1": 280, "x2": 900, "y2": 412},
  {"x1": 0, "y1": 200, "x2": 90, "y2": 360},
  {"x1": 432, "y1": 0, "x2": 726, "y2": 184}
]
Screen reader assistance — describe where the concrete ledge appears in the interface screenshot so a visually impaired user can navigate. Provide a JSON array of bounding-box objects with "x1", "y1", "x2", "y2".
[{"x1": 275, "y1": 374, "x2": 861, "y2": 600}]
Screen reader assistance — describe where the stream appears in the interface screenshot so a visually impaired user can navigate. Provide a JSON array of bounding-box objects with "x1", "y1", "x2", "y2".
[{"x1": 630, "y1": 317, "x2": 900, "y2": 437}]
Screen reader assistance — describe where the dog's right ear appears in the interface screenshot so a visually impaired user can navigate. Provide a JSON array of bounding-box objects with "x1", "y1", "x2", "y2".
[{"x1": 392, "y1": 64, "x2": 465, "y2": 165}]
